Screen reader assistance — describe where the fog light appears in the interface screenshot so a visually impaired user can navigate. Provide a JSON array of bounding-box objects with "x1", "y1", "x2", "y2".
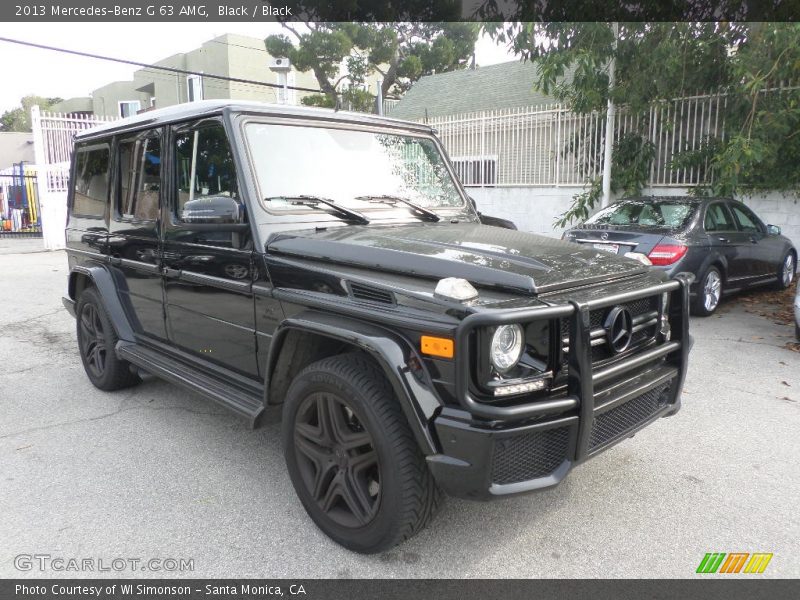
[{"x1": 494, "y1": 379, "x2": 549, "y2": 397}]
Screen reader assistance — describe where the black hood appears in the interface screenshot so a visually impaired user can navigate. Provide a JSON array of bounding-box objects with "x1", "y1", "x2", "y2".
[{"x1": 267, "y1": 223, "x2": 648, "y2": 295}]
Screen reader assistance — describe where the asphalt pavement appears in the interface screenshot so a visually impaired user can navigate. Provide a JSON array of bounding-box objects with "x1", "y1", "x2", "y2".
[{"x1": 1, "y1": 248, "x2": 798, "y2": 578}]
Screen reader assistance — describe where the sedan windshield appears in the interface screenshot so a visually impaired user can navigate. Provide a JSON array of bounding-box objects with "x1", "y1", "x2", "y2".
[
  {"x1": 585, "y1": 200, "x2": 697, "y2": 228},
  {"x1": 245, "y1": 122, "x2": 465, "y2": 213}
]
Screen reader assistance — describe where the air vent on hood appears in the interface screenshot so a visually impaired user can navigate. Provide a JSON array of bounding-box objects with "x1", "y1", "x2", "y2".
[{"x1": 349, "y1": 282, "x2": 395, "y2": 305}]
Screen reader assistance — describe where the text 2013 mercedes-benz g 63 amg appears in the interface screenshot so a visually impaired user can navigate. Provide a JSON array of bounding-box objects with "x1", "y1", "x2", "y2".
[{"x1": 63, "y1": 101, "x2": 691, "y2": 553}]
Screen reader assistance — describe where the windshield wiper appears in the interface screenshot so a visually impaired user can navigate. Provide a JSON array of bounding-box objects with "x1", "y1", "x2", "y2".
[
  {"x1": 264, "y1": 195, "x2": 369, "y2": 225},
  {"x1": 355, "y1": 194, "x2": 440, "y2": 222}
]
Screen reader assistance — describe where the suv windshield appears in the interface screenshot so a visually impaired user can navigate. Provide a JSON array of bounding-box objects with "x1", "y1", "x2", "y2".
[
  {"x1": 585, "y1": 199, "x2": 697, "y2": 229},
  {"x1": 245, "y1": 122, "x2": 465, "y2": 214}
]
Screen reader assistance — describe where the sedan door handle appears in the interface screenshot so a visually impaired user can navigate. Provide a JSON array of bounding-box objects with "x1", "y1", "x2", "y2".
[
  {"x1": 163, "y1": 267, "x2": 181, "y2": 278},
  {"x1": 716, "y1": 236, "x2": 729, "y2": 243},
  {"x1": 109, "y1": 254, "x2": 122, "y2": 266}
]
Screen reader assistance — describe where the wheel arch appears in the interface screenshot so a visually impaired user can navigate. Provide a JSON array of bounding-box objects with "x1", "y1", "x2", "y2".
[
  {"x1": 265, "y1": 310, "x2": 440, "y2": 455},
  {"x1": 68, "y1": 265, "x2": 136, "y2": 343}
]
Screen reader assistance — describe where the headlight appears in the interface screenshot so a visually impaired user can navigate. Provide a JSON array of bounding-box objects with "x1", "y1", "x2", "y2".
[{"x1": 490, "y1": 324, "x2": 525, "y2": 373}]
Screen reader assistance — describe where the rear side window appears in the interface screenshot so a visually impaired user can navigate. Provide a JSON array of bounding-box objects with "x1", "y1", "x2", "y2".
[
  {"x1": 118, "y1": 134, "x2": 161, "y2": 221},
  {"x1": 704, "y1": 203, "x2": 735, "y2": 232},
  {"x1": 72, "y1": 145, "x2": 110, "y2": 217}
]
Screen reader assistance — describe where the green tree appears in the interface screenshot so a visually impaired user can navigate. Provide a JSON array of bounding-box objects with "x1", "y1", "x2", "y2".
[
  {"x1": 265, "y1": 22, "x2": 479, "y2": 110},
  {"x1": 0, "y1": 95, "x2": 63, "y2": 132},
  {"x1": 487, "y1": 22, "x2": 800, "y2": 225}
]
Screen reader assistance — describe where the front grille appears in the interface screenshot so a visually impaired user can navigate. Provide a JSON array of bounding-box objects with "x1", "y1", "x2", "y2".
[
  {"x1": 589, "y1": 383, "x2": 671, "y2": 451},
  {"x1": 491, "y1": 426, "x2": 570, "y2": 485},
  {"x1": 561, "y1": 296, "x2": 660, "y2": 364}
]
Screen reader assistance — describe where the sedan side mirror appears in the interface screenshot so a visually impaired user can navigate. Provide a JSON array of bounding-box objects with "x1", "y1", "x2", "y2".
[{"x1": 767, "y1": 224, "x2": 781, "y2": 236}]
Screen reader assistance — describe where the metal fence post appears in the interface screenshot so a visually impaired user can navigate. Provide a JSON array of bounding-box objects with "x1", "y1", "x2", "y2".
[{"x1": 29, "y1": 105, "x2": 58, "y2": 250}]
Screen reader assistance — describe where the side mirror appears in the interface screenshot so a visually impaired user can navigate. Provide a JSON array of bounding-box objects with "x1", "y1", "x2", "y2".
[
  {"x1": 767, "y1": 224, "x2": 781, "y2": 236},
  {"x1": 180, "y1": 195, "x2": 248, "y2": 231}
]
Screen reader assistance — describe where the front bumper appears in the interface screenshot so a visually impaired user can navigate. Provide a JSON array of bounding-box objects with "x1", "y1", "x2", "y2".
[{"x1": 426, "y1": 277, "x2": 690, "y2": 501}]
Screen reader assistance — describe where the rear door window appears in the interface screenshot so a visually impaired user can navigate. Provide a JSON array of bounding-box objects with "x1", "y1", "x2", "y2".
[
  {"x1": 704, "y1": 203, "x2": 736, "y2": 232},
  {"x1": 72, "y1": 144, "x2": 110, "y2": 217},
  {"x1": 118, "y1": 133, "x2": 161, "y2": 221}
]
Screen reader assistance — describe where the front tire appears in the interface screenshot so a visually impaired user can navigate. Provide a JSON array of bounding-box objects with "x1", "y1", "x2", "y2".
[
  {"x1": 692, "y1": 266, "x2": 723, "y2": 316},
  {"x1": 282, "y1": 353, "x2": 442, "y2": 553},
  {"x1": 76, "y1": 288, "x2": 140, "y2": 391}
]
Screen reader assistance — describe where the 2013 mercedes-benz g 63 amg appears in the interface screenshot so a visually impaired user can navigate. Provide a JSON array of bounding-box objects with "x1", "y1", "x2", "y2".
[{"x1": 63, "y1": 101, "x2": 690, "y2": 553}]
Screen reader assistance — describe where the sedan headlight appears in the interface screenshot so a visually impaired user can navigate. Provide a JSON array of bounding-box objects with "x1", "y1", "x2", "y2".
[{"x1": 490, "y1": 324, "x2": 525, "y2": 373}]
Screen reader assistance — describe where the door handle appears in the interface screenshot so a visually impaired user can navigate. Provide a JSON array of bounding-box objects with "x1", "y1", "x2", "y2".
[
  {"x1": 109, "y1": 254, "x2": 122, "y2": 266},
  {"x1": 750, "y1": 236, "x2": 758, "y2": 244},
  {"x1": 163, "y1": 267, "x2": 181, "y2": 278},
  {"x1": 716, "y1": 236, "x2": 729, "y2": 243}
]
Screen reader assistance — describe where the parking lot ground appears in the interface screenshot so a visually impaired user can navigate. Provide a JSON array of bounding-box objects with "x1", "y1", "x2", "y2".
[{"x1": 1, "y1": 249, "x2": 798, "y2": 578}]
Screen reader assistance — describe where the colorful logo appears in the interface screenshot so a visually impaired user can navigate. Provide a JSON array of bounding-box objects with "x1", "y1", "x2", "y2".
[{"x1": 696, "y1": 553, "x2": 773, "y2": 574}]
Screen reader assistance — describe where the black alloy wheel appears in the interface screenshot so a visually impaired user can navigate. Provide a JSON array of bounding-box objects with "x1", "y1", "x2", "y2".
[
  {"x1": 293, "y1": 392, "x2": 381, "y2": 528},
  {"x1": 282, "y1": 353, "x2": 442, "y2": 553},
  {"x1": 75, "y1": 288, "x2": 140, "y2": 391},
  {"x1": 79, "y1": 302, "x2": 107, "y2": 379}
]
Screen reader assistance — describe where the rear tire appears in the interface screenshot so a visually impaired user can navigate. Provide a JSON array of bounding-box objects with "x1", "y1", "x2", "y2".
[
  {"x1": 282, "y1": 353, "x2": 442, "y2": 553},
  {"x1": 692, "y1": 266, "x2": 723, "y2": 316},
  {"x1": 76, "y1": 288, "x2": 140, "y2": 391},
  {"x1": 776, "y1": 251, "x2": 796, "y2": 291}
]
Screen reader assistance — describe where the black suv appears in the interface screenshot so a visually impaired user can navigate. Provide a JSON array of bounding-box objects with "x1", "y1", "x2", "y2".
[{"x1": 63, "y1": 101, "x2": 691, "y2": 553}]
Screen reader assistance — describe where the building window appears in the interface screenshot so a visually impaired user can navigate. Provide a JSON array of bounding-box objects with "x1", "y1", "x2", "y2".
[
  {"x1": 118, "y1": 101, "x2": 141, "y2": 118},
  {"x1": 187, "y1": 74, "x2": 203, "y2": 102},
  {"x1": 451, "y1": 156, "x2": 498, "y2": 187}
]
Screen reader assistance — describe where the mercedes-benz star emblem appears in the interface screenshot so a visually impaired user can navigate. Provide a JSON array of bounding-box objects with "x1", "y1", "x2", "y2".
[
  {"x1": 601, "y1": 232, "x2": 609, "y2": 240},
  {"x1": 604, "y1": 306, "x2": 633, "y2": 354}
]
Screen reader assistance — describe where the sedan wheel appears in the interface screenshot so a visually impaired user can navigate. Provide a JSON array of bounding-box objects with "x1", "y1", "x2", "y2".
[
  {"x1": 692, "y1": 266, "x2": 723, "y2": 317},
  {"x1": 703, "y1": 270, "x2": 722, "y2": 312},
  {"x1": 780, "y1": 253, "x2": 796, "y2": 289}
]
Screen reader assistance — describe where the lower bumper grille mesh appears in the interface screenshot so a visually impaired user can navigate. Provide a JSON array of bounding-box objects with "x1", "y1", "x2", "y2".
[
  {"x1": 589, "y1": 383, "x2": 671, "y2": 451},
  {"x1": 491, "y1": 426, "x2": 570, "y2": 485}
]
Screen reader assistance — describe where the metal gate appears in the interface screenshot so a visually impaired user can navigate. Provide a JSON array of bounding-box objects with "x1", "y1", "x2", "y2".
[
  {"x1": 0, "y1": 164, "x2": 42, "y2": 238},
  {"x1": 30, "y1": 106, "x2": 117, "y2": 249}
]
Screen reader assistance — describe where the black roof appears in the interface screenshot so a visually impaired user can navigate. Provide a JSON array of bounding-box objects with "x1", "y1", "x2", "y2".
[{"x1": 76, "y1": 100, "x2": 434, "y2": 141}]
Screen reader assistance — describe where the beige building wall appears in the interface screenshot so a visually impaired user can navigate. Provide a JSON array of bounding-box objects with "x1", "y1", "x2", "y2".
[{"x1": 59, "y1": 33, "x2": 385, "y2": 118}]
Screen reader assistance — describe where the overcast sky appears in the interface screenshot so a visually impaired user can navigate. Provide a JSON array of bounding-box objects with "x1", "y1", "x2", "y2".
[{"x1": 0, "y1": 24, "x2": 516, "y2": 114}]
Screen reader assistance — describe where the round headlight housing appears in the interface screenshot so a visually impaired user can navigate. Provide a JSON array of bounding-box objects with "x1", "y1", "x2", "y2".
[{"x1": 490, "y1": 324, "x2": 525, "y2": 373}]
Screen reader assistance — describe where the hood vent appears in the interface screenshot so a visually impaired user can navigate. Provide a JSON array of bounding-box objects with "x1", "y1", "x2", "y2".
[{"x1": 349, "y1": 282, "x2": 395, "y2": 305}]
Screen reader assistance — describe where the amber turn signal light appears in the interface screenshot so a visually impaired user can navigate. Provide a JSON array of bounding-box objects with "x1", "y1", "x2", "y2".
[{"x1": 420, "y1": 335, "x2": 455, "y2": 359}]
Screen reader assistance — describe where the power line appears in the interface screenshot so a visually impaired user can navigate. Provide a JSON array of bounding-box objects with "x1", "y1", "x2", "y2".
[{"x1": 0, "y1": 36, "x2": 323, "y2": 94}]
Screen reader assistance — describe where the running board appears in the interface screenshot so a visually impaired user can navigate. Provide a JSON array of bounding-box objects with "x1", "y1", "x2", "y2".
[{"x1": 116, "y1": 342, "x2": 265, "y2": 427}]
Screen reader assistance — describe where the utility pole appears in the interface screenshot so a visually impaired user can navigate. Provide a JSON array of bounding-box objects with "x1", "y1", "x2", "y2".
[{"x1": 601, "y1": 22, "x2": 618, "y2": 209}]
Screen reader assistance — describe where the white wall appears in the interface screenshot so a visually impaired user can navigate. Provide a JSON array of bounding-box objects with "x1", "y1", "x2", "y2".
[{"x1": 469, "y1": 186, "x2": 800, "y2": 249}]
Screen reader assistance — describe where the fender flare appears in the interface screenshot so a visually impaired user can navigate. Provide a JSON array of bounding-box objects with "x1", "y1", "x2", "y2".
[
  {"x1": 695, "y1": 252, "x2": 728, "y2": 285},
  {"x1": 266, "y1": 310, "x2": 441, "y2": 455},
  {"x1": 68, "y1": 265, "x2": 137, "y2": 343}
]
